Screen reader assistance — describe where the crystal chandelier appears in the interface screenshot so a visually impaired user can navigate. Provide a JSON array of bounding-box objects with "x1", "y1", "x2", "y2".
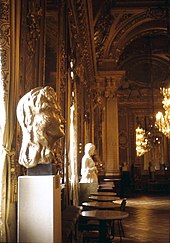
[
  {"x1": 155, "y1": 1, "x2": 170, "y2": 138},
  {"x1": 136, "y1": 126, "x2": 148, "y2": 157},
  {"x1": 155, "y1": 87, "x2": 170, "y2": 138}
]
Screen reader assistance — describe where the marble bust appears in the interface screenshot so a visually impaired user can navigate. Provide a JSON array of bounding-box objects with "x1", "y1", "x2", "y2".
[
  {"x1": 80, "y1": 143, "x2": 98, "y2": 183},
  {"x1": 17, "y1": 86, "x2": 65, "y2": 168}
]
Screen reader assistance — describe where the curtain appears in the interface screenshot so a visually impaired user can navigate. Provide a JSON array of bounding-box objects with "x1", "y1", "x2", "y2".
[{"x1": 0, "y1": 0, "x2": 20, "y2": 241}]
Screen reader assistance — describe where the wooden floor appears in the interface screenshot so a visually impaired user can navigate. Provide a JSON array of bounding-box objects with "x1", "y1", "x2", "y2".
[
  {"x1": 79, "y1": 193, "x2": 170, "y2": 243},
  {"x1": 1, "y1": 192, "x2": 169, "y2": 242}
]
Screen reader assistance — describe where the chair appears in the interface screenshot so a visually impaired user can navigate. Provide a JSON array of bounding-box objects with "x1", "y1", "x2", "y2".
[
  {"x1": 115, "y1": 198, "x2": 127, "y2": 242},
  {"x1": 79, "y1": 215, "x2": 99, "y2": 243},
  {"x1": 119, "y1": 198, "x2": 126, "y2": 236},
  {"x1": 82, "y1": 230, "x2": 99, "y2": 243},
  {"x1": 62, "y1": 205, "x2": 82, "y2": 243}
]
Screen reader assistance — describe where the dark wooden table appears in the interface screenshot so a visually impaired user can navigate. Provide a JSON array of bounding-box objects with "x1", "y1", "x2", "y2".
[
  {"x1": 80, "y1": 210, "x2": 129, "y2": 243},
  {"x1": 89, "y1": 195, "x2": 120, "y2": 202},
  {"x1": 90, "y1": 191, "x2": 117, "y2": 196},
  {"x1": 82, "y1": 201, "x2": 121, "y2": 210}
]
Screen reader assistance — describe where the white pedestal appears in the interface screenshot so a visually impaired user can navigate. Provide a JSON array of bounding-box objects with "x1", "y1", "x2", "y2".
[{"x1": 17, "y1": 175, "x2": 61, "y2": 243}]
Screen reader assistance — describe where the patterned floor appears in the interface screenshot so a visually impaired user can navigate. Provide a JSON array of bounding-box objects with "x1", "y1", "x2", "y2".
[
  {"x1": 1, "y1": 193, "x2": 169, "y2": 242},
  {"x1": 113, "y1": 193, "x2": 170, "y2": 243},
  {"x1": 79, "y1": 193, "x2": 170, "y2": 243}
]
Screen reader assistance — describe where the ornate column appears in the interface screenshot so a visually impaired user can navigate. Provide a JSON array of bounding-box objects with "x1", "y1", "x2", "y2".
[{"x1": 96, "y1": 71, "x2": 125, "y2": 176}]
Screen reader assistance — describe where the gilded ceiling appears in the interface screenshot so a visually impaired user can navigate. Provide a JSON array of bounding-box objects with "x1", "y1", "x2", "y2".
[
  {"x1": 45, "y1": 0, "x2": 169, "y2": 90},
  {"x1": 92, "y1": 0, "x2": 169, "y2": 88}
]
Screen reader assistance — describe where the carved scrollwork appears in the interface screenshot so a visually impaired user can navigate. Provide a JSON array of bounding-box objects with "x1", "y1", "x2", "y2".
[
  {"x1": 60, "y1": 40, "x2": 67, "y2": 96},
  {"x1": 0, "y1": 23, "x2": 10, "y2": 46},
  {"x1": 1, "y1": 49, "x2": 9, "y2": 71},
  {"x1": 10, "y1": 149, "x2": 18, "y2": 202},
  {"x1": 147, "y1": 7, "x2": 166, "y2": 19},
  {"x1": 0, "y1": 0, "x2": 10, "y2": 97},
  {"x1": 26, "y1": 1, "x2": 43, "y2": 55},
  {"x1": 117, "y1": 13, "x2": 133, "y2": 27},
  {"x1": 94, "y1": 1, "x2": 113, "y2": 59},
  {"x1": 119, "y1": 130, "x2": 128, "y2": 149},
  {"x1": 75, "y1": 63, "x2": 87, "y2": 85},
  {"x1": 0, "y1": 1, "x2": 9, "y2": 21}
]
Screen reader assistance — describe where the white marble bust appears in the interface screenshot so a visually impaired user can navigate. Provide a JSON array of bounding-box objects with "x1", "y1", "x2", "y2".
[
  {"x1": 80, "y1": 143, "x2": 98, "y2": 183},
  {"x1": 17, "y1": 86, "x2": 65, "y2": 168}
]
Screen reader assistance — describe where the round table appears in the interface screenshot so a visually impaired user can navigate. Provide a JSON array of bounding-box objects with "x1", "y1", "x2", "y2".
[
  {"x1": 89, "y1": 195, "x2": 120, "y2": 202},
  {"x1": 80, "y1": 210, "x2": 129, "y2": 243},
  {"x1": 82, "y1": 201, "x2": 121, "y2": 210}
]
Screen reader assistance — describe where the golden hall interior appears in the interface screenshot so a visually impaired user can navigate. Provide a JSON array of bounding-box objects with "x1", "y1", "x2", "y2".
[{"x1": 0, "y1": 0, "x2": 170, "y2": 242}]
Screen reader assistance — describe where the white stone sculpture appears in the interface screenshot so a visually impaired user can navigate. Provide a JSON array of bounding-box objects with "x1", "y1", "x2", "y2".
[
  {"x1": 80, "y1": 143, "x2": 98, "y2": 183},
  {"x1": 17, "y1": 86, "x2": 65, "y2": 168}
]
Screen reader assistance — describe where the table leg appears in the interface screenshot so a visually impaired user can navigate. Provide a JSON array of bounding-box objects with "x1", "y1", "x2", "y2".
[
  {"x1": 99, "y1": 220, "x2": 107, "y2": 243},
  {"x1": 99, "y1": 220, "x2": 112, "y2": 243},
  {"x1": 111, "y1": 220, "x2": 115, "y2": 239}
]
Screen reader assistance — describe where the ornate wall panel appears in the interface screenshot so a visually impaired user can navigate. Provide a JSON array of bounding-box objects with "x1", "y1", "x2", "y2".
[
  {"x1": 0, "y1": 0, "x2": 10, "y2": 96},
  {"x1": 118, "y1": 108, "x2": 129, "y2": 165},
  {"x1": 19, "y1": 0, "x2": 45, "y2": 96},
  {"x1": 45, "y1": 7, "x2": 59, "y2": 89}
]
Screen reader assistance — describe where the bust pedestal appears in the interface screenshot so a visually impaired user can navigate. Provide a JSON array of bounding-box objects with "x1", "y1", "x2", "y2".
[{"x1": 17, "y1": 175, "x2": 61, "y2": 243}]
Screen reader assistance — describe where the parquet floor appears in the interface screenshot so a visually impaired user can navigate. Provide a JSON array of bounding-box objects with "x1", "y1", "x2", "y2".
[
  {"x1": 113, "y1": 193, "x2": 170, "y2": 243},
  {"x1": 1, "y1": 193, "x2": 169, "y2": 242},
  {"x1": 79, "y1": 193, "x2": 170, "y2": 243}
]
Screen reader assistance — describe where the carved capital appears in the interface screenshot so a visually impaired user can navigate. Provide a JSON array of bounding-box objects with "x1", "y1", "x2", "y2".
[{"x1": 95, "y1": 70, "x2": 125, "y2": 98}]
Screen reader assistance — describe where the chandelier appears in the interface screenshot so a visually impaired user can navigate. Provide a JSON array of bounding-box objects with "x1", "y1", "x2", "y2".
[
  {"x1": 155, "y1": 1, "x2": 170, "y2": 138},
  {"x1": 136, "y1": 126, "x2": 149, "y2": 157},
  {"x1": 155, "y1": 87, "x2": 170, "y2": 138}
]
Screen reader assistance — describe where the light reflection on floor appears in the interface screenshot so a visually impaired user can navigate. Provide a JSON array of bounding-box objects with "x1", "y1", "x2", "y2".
[{"x1": 113, "y1": 194, "x2": 170, "y2": 243}]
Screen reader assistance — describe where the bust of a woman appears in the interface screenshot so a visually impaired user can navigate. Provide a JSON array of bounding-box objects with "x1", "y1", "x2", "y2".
[{"x1": 80, "y1": 143, "x2": 98, "y2": 183}]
